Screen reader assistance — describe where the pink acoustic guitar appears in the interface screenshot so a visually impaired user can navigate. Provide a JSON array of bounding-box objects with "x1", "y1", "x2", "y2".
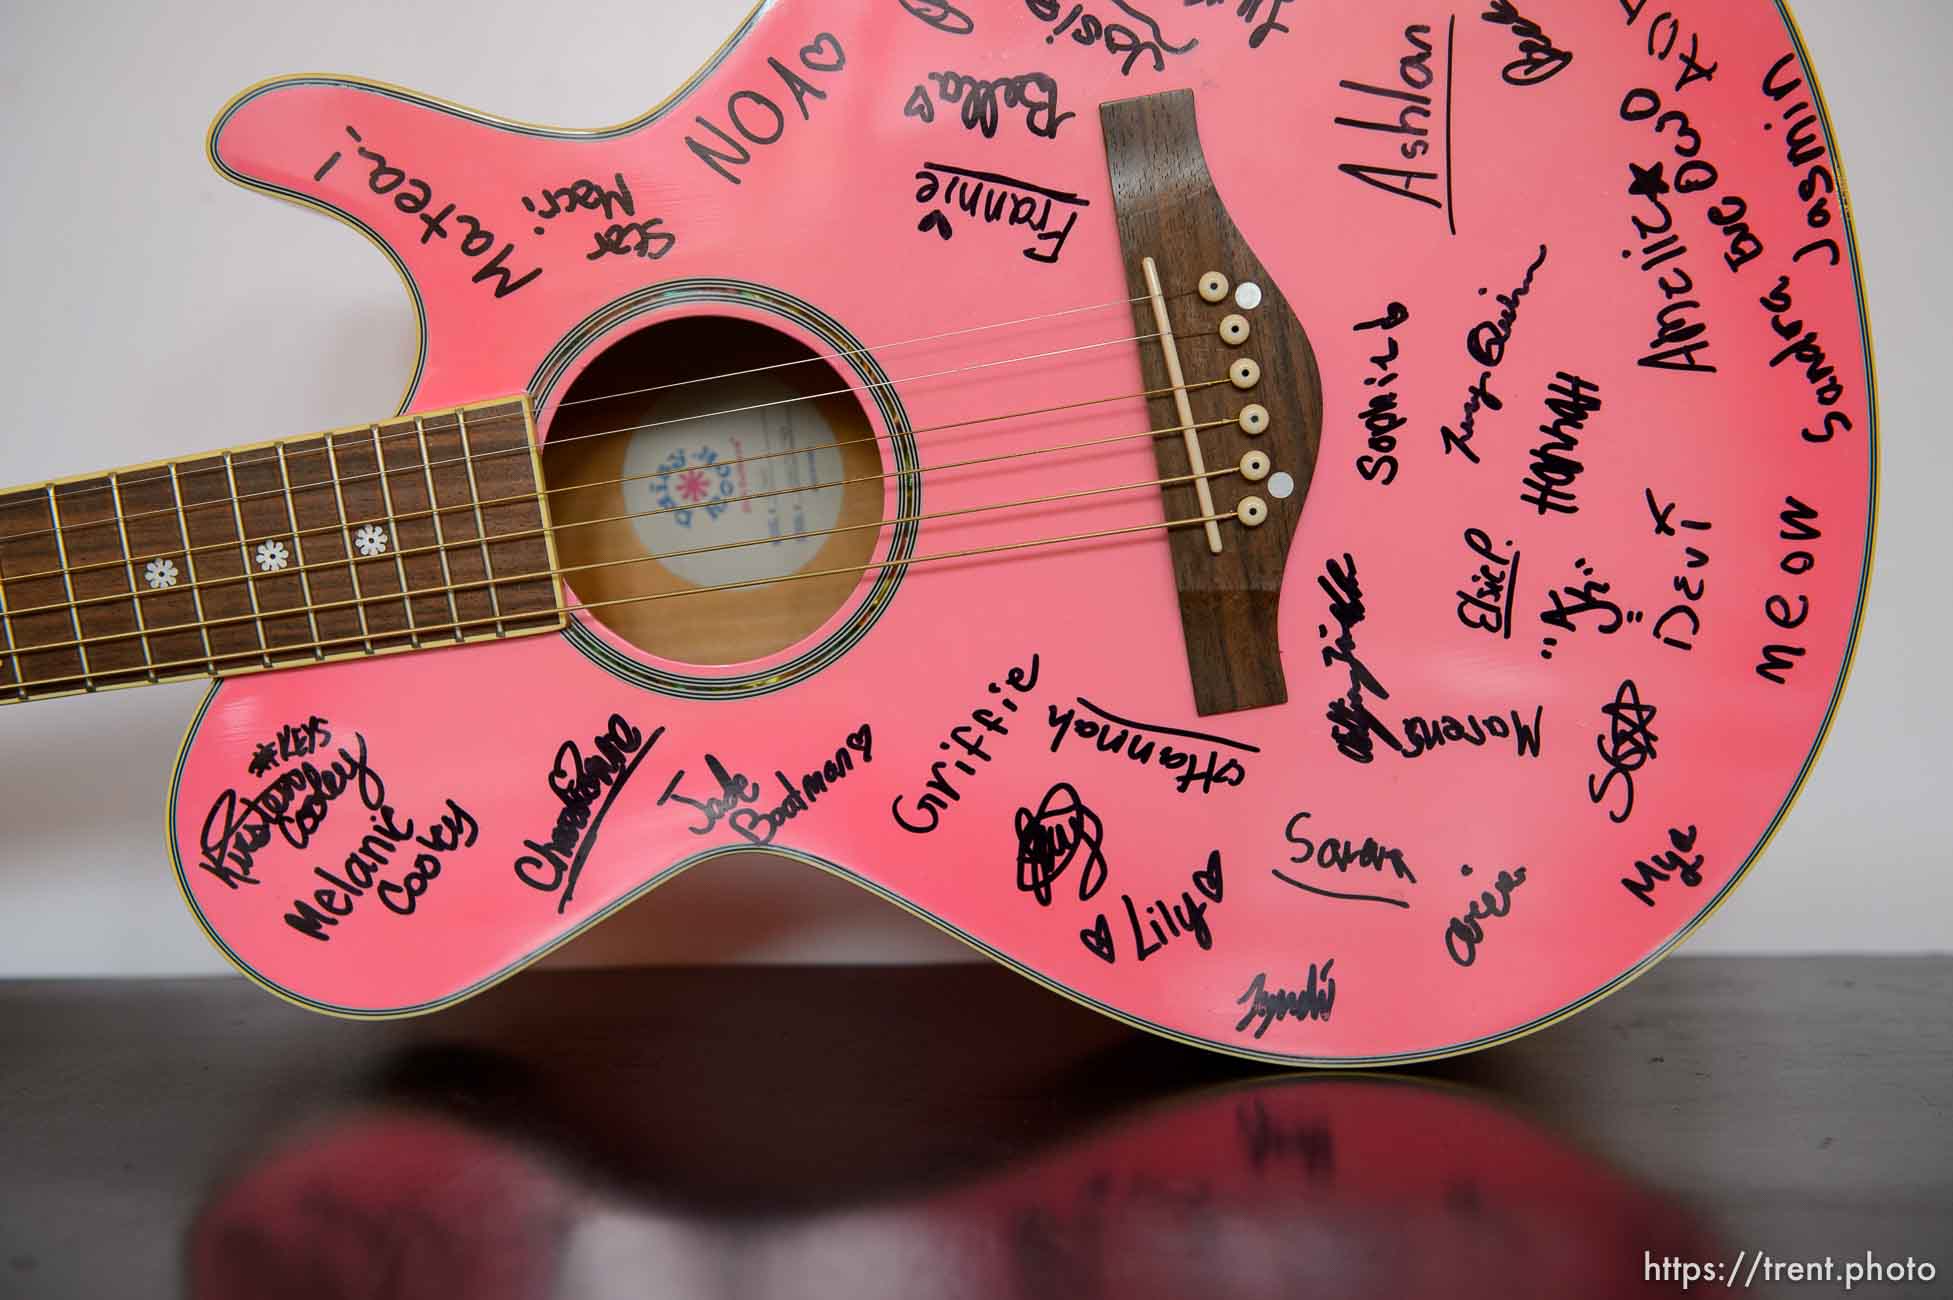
[{"x1": 0, "y1": 1, "x2": 1873, "y2": 1065}]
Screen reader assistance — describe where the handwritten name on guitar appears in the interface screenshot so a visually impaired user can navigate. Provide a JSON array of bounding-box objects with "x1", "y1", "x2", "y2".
[
  {"x1": 1333, "y1": 20, "x2": 1453, "y2": 231},
  {"x1": 514, "y1": 715, "x2": 662, "y2": 915},
  {"x1": 1044, "y1": 696, "x2": 1256, "y2": 795},
  {"x1": 914, "y1": 162, "x2": 1089, "y2": 265},
  {"x1": 1079, "y1": 851, "x2": 1225, "y2": 966},
  {"x1": 1319, "y1": 553, "x2": 1544, "y2": 766},
  {"x1": 1273, "y1": 811, "x2": 1416, "y2": 909},
  {"x1": 1352, "y1": 301, "x2": 1409, "y2": 486},
  {"x1": 1024, "y1": 0, "x2": 1198, "y2": 76},
  {"x1": 1234, "y1": 961, "x2": 1336, "y2": 1039},
  {"x1": 1444, "y1": 864, "x2": 1528, "y2": 968},
  {"x1": 200, "y1": 732, "x2": 385, "y2": 890},
  {"x1": 904, "y1": 70, "x2": 1074, "y2": 139},
  {"x1": 894, "y1": 655, "x2": 1040, "y2": 833},
  {"x1": 684, "y1": 32, "x2": 847, "y2": 185},
  {"x1": 314, "y1": 125, "x2": 542, "y2": 300},
  {"x1": 284, "y1": 793, "x2": 479, "y2": 942},
  {"x1": 517, "y1": 172, "x2": 676, "y2": 265},
  {"x1": 194, "y1": 733, "x2": 480, "y2": 942},
  {"x1": 1481, "y1": 1, "x2": 1572, "y2": 86},
  {"x1": 659, "y1": 726, "x2": 875, "y2": 847},
  {"x1": 246, "y1": 715, "x2": 332, "y2": 778},
  {"x1": 1015, "y1": 781, "x2": 1109, "y2": 906},
  {"x1": 1440, "y1": 244, "x2": 1550, "y2": 463}
]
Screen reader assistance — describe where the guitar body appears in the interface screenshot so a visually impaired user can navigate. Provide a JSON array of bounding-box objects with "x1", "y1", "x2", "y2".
[{"x1": 172, "y1": 0, "x2": 1873, "y2": 1064}]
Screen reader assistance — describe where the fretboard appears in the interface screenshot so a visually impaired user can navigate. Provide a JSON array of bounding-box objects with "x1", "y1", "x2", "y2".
[{"x1": 0, "y1": 396, "x2": 563, "y2": 703}]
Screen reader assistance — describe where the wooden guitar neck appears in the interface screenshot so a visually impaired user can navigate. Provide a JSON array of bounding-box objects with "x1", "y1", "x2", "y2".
[{"x1": 0, "y1": 397, "x2": 563, "y2": 703}]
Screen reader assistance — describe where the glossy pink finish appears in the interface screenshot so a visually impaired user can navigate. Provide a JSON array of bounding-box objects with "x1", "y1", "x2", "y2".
[{"x1": 175, "y1": 0, "x2": 1873, "y2": 1063}]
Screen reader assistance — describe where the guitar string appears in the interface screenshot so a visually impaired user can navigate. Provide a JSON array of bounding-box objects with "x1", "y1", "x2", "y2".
[
  {"x1": 0, "y1": 282, "x2": 1254, "y2": 685},
  {"x1": 0, "y1": 312, "x2": 1204, "y2": 548},
  {"x1": 0, "y1": 372, "x2": 1226, "y2": 601},
  {"x1": 0, "y1": 414, "x2": 1237, "y2": 642},
  {"x1": 542, "y1": 291, "x2": 1156, "y2": 411},
  {"x1": 3, "y1": 460, "x2": 1242, "y2": 663},
  {"x1": 10, "y1": 507, "x2": 1244, "y2": 693}
]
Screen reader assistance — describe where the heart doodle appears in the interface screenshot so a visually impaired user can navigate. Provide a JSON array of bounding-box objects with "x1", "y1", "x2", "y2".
[
  {"x1": 1192, "y1": 849, "x2": 1225, "y2": 903},
  {"x1": 1080, "y1": 914, "x2": 1115, "y2": 964},
  {"x1": 799, "y1": 32, "x2": 847, "y2": 73}
]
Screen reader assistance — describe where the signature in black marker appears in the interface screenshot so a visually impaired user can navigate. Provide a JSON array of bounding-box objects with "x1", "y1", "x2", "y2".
[
  {"x1": 1014, "y1": 781, "x2": 1108, "y2": 906},
  {"x1": 659, "y1": 755, "x2": 760, "y2": 837},
  {"x1": 727, "y1": 726, "x2": 874, "y2": 847},
  {"x1": 1045, "y1": 696, "x2": 1256, "y2": 795},
  {"x1": 1234, "y1": 961, "x2": 1336, "y2": 1038},
  {"x1": 1456, "y1": 528, "x2": 1521, "y2": 638},
  {"x1": 1079, "y1": 850, "x2": 1224, "y2": 965},
  {"x1": 907, "y1": 70, "x2": 1075, "y2": 139},
  {"x1": 1589, "y1": 679, "x2": 1659, "y2": 824},
  {"x1": 913, "y1": 161, "x2": 1089, "y2": 264},
  {"x1": 1444, "y1": 865, "x2": 1528, "y2": 967},
  {"x1": 1317, "y1": 553, "x2": 1406, "y2": 765},
  {"x1": 284, "y1": 792, "x2": 480, "y2": 943},
  {"x1": 1025, "y1": 0, "x2": 1198, "y2": 76},
  {"x1": 1440, "y1": 243, "x2": 1549, "y2": 463},
  {"x1": 1272, "y1": 811, "x2": 1416, "y2": 908},
  {"x1": 247, "y1": 715, "x2": 332, "y2": 778},
  {"x1": 1621, "y1": 823, "x2": 1703, "y2": 907},
  {"x1": 199, "y1": 733, "x2": 385, "y2": 890},
  {"x1": 514, "y1": 715, "x2": 663, "y2": 914},
  {"x1": 900, "y1": 0, "x2": 975, "y2": 35},
  {"x1": 1481, "y1": 0, "x2": 1572, "y2": 87}
]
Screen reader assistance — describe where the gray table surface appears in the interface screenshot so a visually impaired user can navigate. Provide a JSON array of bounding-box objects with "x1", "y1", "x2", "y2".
[{"x1": 2, "y1": 956, "x2": 1948, "y2": 1298}]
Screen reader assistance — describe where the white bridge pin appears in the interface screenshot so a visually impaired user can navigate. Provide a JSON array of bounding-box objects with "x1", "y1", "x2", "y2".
[
  {"x1": 1240, "y1": 450, "x2": 1271, "y2": 481},
  {"x1": 1229, "y1": 357, "x2": 1261, "y2": 389},
  {"x1": 1238, "y1": 403, "x2": 1269, "y2": 435},
  {"x1": 1199, "y1": 271, "x2": 1230, "y2": 303},
  {"x1": 1220, "y1": 313, "x2": 1251, "y2": 345},
  {"x1": 1238, "y1": 496, "x2": 1269, "y2": 527}
]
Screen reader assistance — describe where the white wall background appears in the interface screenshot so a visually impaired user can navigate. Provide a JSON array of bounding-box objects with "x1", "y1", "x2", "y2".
[{"x1": 0, "y1": 0, "x2": 1945, "y2": 975}]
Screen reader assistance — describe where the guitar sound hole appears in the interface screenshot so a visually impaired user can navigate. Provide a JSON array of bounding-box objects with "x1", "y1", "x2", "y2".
[{"x1": 541, "y1": 316, "x2": 885, "y2": 666}]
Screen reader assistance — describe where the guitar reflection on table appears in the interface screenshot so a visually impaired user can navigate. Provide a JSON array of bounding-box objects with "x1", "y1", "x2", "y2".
[{"x1": 188, "y1": 1041, "x2": 1717, "y2": 1300}]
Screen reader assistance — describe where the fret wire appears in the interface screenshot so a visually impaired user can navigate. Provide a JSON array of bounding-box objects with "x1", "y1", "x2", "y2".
[
  {"x1": 220, "y1": 451, "x2": 276, "y2": 669},
  {"x1": 105, "y1": 473, "x2": 159, "y2": 683},
  {"x1": 274, "y1": 443, "x2": 326, "y2": 660},
  {"x1": 369, "y1": 425, "x2": 422, "y2": 648},
  {"x1": 16, "y1": 509, "x2": 1232, "y2": 694},
  {"x1": 321, "y1": 433, "x2": 376, "y2": 653},
  {"x1": 167, "y1": 464, "x2": 218, "y2": 674},
  {"x1": 0, "y1": 571, "x2": 23, "y2": 700},
  {"x1": 42, "y1": 485, "x2": 94, "y2": 689},
  {"x1": 455, "y1": 408, "x2": 507, "y2": 637},
  {"x1": 413, "y1": 416, "x2": 465, "y2": 642}
]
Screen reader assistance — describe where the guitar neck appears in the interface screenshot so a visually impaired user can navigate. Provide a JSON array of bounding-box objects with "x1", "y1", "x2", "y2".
[{"x1": 0, "y1": 396, "x2": 564, "y2": 704}]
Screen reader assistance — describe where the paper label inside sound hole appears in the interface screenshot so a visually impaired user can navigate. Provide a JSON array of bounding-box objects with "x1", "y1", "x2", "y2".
[{"x1": 621, "y1": 374, "x2": 845, "y2": 589}]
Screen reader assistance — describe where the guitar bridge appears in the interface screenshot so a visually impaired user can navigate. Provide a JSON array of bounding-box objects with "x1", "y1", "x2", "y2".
[{"x1": 1101, "y1": 88, "x2": 1324, "y2": 717}]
